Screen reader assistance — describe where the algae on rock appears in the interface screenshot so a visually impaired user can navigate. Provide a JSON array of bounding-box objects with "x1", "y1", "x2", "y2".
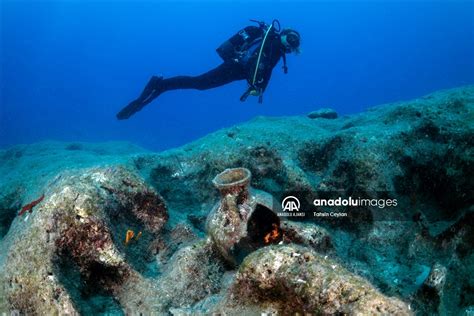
[{"x1": 0, "y1": 166, "x2": 168, "y2": 314}]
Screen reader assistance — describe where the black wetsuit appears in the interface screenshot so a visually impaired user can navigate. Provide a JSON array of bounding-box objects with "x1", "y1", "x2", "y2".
[{"x1": 117, "y1": 26, "x2": 285, "y2": 120}]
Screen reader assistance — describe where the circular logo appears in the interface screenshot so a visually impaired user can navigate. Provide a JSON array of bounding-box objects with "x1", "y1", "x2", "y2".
[{"x1": 281, "y1": 196, "x2": 300, "y2": 212}]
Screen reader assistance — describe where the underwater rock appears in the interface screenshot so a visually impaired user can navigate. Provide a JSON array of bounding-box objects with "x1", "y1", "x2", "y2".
[
  {"x1": 151, "y1": 223, "x2": 198, "y2": 268},
  {"x1": 156, "y1": 238, "x2": 225, "y2": 310},
  {"x1": 280, "y1": 220, "x2": 333, "y2": 252},
  {"x1": 213, "y1": 245, "x2": 411, "y2": 315},
  {"x1": 0, "y1": 167, "x2": 167, "y2": 314},
  {"x1": 1, "y1": 85, "x2": 473, "y2": 314},
  {"x1": 433, "y1": 211, "x2": 474, "y2": 258},
  {"x1": 307, "y1": 107, "x2": 338, "y2": 119}
]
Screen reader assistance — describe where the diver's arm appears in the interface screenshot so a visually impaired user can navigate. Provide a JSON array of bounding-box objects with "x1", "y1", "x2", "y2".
[
  {"x1": 243, "y1": 69, "x2": 272, "y2": 103},
  {"x1": 253, "y1": 68, "x2": 273, "y2": 94},
  {"x1": 240, "y1": 74, "x2": 269, "y2": 102}
]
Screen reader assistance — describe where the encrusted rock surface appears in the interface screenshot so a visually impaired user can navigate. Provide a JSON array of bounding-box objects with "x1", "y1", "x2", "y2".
[
  {"x1": 280, "y1": 220, "x2": 333, "y2": 252},
  {"x1": 0, "y1": 85, "x2": 473, "y2": 314},
  {"x1": 216, "y1": 245, "x2": 411, "y2": 315},
  {"x1": 156, "y1": 238, "x2": 225, "y2": 310},
  {"x1": 0, "y1": 167, "x2": 167, "y2": 314},
  {"x1": 307, "y1": 107, "x2": 338, "y2": 119}
]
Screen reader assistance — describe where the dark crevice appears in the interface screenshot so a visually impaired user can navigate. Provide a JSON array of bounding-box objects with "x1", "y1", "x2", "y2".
[
  {"x1": 0, "y1": 191, "x2": 21, "y2": 238},
  {"x1": 247, "y1": 204, "x2": 281, "y2": 246},
  {"x1": 53, "y1": 255, "x2": 124, "y2": 316}
]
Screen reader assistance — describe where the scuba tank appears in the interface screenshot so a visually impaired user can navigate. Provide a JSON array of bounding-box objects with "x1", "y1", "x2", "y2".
[{"x1": 216, "y1": 20, "x2": 270, "y2": 63}]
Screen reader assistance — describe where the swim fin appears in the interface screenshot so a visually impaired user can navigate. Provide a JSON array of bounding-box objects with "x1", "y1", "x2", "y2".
[
  {"x1": 116, "y1": 76, "x2": 163, "y2": 120},
  {"x1": 116, "y1": 100, "x2": 145, "y2": 120}
]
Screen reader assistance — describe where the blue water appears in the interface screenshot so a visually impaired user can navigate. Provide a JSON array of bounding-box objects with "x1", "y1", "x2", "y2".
[{"x1": 1, "y1": 0, "x2": 473, "y2": 151}]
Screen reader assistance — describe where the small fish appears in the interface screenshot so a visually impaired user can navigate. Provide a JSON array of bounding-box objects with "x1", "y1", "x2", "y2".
[
  {"x1": 124, "y1": 229, "x2": 142, "y2": 246},
  {"x1": 18, "y1": 194, "x2": 45, "y2": 216},
  {"x1": 125, "y1": 230, "x2": 135, "y2": 245}
]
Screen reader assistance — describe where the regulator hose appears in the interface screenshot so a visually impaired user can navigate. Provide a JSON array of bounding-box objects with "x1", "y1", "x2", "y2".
[{"x1": 251, "y1": 23, "x2": 274, "y2": 86}]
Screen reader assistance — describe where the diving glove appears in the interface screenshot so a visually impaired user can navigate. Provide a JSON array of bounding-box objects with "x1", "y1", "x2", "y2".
[
  {"x1": 249, "y1": 89, "x2": 261, "y2": 96},
  {"x1": 240, "y1": 86, "x2": 263, "y2": 103}
]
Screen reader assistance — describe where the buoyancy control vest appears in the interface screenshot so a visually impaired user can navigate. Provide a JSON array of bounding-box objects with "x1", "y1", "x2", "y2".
[
  {"x1": 216, "y1": 23, "x2": 267, "y2": 64},
  {"x1": 217, "y1": 20, "x2": 289, "y2": 103}
]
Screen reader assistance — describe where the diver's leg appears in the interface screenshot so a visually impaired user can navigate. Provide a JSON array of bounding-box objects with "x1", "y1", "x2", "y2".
[
  {"x1": 116, "y1": 62, "x2": 245, "y2": 120},
  {"x1": 138, "y1": 75, "x2": 163, "y2": 101},
  {"x1": 160, "y1": 61, "x2": 246, "y2": 91},
  {"x1": 131, "y1": 63, "x2": 243, "y2": 109},
  {"x1": 137, "y1": 62, "x2": 244, "y2": 107}
]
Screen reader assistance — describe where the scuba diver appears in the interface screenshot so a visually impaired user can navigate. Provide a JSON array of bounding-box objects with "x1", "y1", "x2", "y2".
[{"x1": 116, "y1": 19, "x2": 301, "y2": 120}]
